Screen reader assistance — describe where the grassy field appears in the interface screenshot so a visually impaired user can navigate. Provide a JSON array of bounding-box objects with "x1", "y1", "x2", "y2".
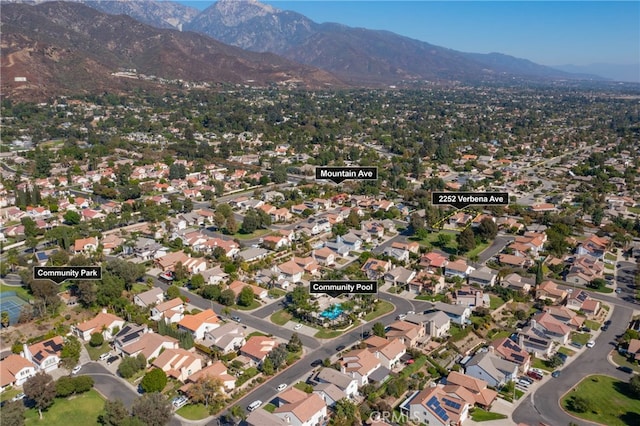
[
  {"x1": 235, "y1": 300, "x2": 262, "y2": 311},
  {"x1": 270, "y1": 309, "x2": 292, "y2": 325},
  {"x1": 489, "y1": 295, "x2": 504, "y2": 310},
  {"x1": 230, "y1": 229, "x2": 272, "y2": 240},
  {"x1": 25, "y1": 390, "x2": 104, "y2": 426},
  {"x1": 470, "y1": 408, "x2": 508, "y2": 422},
  {"x1": 176, "y1": 403, "x2": 210, "y2": 420},
  {"x1": 612, "y1": 351, "x2": 640, "y2": 373},
  {"x1": 84, "y1": 342, "x2": 111, "y2": 361},
  {"x1": 561, "y1": 375, "x2": 640, "y2": 426},
  {"x1": 363, "y1": 300, "x2": 394, "y2": 321},
  {"x1": 487, "y1": 329, "x2": 512, "y2": 340}
]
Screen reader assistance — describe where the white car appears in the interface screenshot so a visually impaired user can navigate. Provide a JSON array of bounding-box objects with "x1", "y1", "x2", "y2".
[
  {"x1": 11, "y1": 393, "x2": 25, "y2": 402},
  {"x1": 247, "y1": 400, "x2": 262, "y2": 412},
  {"x1": 71, "y1": 365, "x2": 82, "y2": 375},
  {"x1": 99, "y1": 352, "x2": 111, "y2": 361},
  {"x1": 276, "y1": 383, "x2": 287, "y2": 392},
  {"x1": 294, "y1": 324, "x2": 302, "y2": 330},
  {"x1": 586, "y1": 340, "x2": 595, "y2": 348}
]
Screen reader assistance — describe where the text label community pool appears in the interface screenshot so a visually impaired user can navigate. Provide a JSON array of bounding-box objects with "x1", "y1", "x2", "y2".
[{"x1": 310, "y1": 280, "x2": 378, "y2": 297}]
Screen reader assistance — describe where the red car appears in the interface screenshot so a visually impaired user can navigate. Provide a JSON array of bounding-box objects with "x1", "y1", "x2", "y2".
[{"x1": 527, "y1": 371, "x2": 543, "y2": 380}]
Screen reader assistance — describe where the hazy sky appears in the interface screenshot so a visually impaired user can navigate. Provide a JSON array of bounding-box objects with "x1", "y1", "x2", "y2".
[{"x1": 176, "y1": 1, "x2": 639, "y2": 66}]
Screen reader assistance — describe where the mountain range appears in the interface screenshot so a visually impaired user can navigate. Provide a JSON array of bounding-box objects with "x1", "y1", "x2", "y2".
[{"x1": 2, "y1": 0, "x2": 613, "y2": 100}]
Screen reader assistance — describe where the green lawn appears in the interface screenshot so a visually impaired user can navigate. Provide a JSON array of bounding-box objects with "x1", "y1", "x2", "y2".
[
  {"x1": 449, "y1": 324, "x2": 472, "y2": 341},
  {"x1": 235, "y1": 367, "x2": 259, "y2": 386},
  {"x1": 612, "y1": 351, "x2": 640, "y2": 373},
  {"x1": 571, "y1": 332, "x2": 592, "y2": 346},
  {"x1": 561, "y1": 375, "x2": 640, "y2": 426},
  {"x1": 363, "y1": 300, "x2": 394, "y2": 321},
  {"x1": 267, "y1": 289, "x2": 287, "y2": 298},
  {"x1": 270, "y1": 309, "x2": 292, "y2": 325},
  {"x1": 315, "y1": 329, "x2": 346, "y2": 339},
  {"x1": 176, "y1": 403, "x2": 210, "y2": 420},
  {"x1": 415, "y1": 293, "x2": 448, "y2": 302},
  {"x1": 25, "y1": 390, "x2": 104, "y2": 426},
  {"x1": 235, "y1": 300, "x2": 262, "y2": 311},
  {"x1": 247, "y1": 331, "x2": 268, "y2": 338},
  {"x1": 84, "y1": 343, "x2": 111, "y2": 361},
  {"x1": 605, "y1": 253, "x2": 617, "y2": 261},
  {"x1": 487, "y1": 329, "x2": 512, "y2": 340},
  {"x1": 399, "y1": 356, "x2": 427, "y2": 378},
  {"x1": 263, "y1": 403, "x2": 277, "y2": 413},
  {"x1": 628, "y1": 206, "x2": 640, "y2": 214},
  {"x1": 558, "y1": 347, "x2": 576, "y2": 357},
  {"x1": 584, "y1": 319, "x2": 601, "y2": 330},
  {"x1": 466, "y1": 242, "x2": 490, "y2": 259},
  {"x1": 470, "y1": 408, "x2": 508, "y2": 422},
  {"x1": 230, "y1": 229, "x2": 272, "y2": 240},
  {"x1": 489, "y1": 295, "x2": 504, "y2": 310},
  {"x1": 531, "y1": 357, "x2": 554, "y2": 371},
  {"x1": 0, "y1": 387, "x2": 21, "y2": 402},
  {"x1": 131, "y1": 283, "x2": 150, "y2": 294}
]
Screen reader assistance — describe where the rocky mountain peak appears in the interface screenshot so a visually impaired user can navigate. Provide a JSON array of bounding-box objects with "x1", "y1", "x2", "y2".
[{"x1": 212, "y1": 0, "x2": 278, "y2": 27}]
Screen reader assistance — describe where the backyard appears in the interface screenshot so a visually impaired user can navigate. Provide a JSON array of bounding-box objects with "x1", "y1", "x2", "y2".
[{"x1": 561, "y1": 375, "x2": 640, "y2": 426}]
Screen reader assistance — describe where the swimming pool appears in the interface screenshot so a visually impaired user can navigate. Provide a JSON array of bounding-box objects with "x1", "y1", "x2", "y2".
[{"x1": 320, "y1": 304, "x2": 343, "y2": 320}]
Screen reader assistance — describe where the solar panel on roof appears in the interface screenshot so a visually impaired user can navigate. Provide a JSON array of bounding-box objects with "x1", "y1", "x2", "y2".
[{"x1": 443, "y1": 399, "x2": 462, "y2": 409}]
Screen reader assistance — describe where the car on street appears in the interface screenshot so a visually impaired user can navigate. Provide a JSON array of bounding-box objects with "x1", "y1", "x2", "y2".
[
  {"x1": 11, "y1": 393, "x2": 25, "y2": 402},
  {"x1": 604, "y1": 320, "x2": 612, "y2": 326},
  {"x1": 276, "y1": 384, "x2": 287, "y2": 392},
  {"x1": 602, "y1": 325, "x2": 609, "y2": 331},
  {"x1": 71, "y1": 365, "x2": 82, "y2": 375},
  {"x1": 551, "y1": 370, "x2": 562, "y2": 378},
  {"x1": 231, "y1": 316, "x2": 241, "y2": 322},
  {"x1": 618, "y1": 366, "x2": 634, "y2": 374},
  {"x1": 247, "y1": 400, "x2": 262, "y2": 412},
  {"x1": 294, "y1": 324, "x2": 302, "y2": 330},
  {"x1": 615, "y1": 288, "x2": 622, "y2": 293},
  {"x1": 586, "y1": 340, "x2": 595, "y2": 348},
  {"x1": 106, "y1": 356, "x2": 119, "y2": 365},
  {"x1": 336, "y1": 345, "x2": 346, "y2": 352},
  {"x1": 310, "y1": 359, "x2": 323, "y2": 367},
  {"x1": 171, "y1": 396, "x2": 188, "y2": 409}
]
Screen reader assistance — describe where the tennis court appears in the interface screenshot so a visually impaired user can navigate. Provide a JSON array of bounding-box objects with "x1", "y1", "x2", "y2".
[{"x1": 0, "y1": 292, "x2": 28, "y2": 326}]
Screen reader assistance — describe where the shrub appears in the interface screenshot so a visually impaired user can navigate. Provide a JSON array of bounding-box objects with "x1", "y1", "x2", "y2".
[{"x1": 89, "y1": 333, "x2": 104, "y2": 347}]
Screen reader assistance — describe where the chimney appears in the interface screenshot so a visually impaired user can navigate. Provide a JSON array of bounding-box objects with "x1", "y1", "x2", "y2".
[{"x1": 22, "y1": 343, "x2": 31, "y2": 362}]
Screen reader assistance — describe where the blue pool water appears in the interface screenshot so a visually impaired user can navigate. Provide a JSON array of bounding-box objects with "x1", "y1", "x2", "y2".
[{"x1": 320, "y1": 304, "x2": 343, "y2": 320}]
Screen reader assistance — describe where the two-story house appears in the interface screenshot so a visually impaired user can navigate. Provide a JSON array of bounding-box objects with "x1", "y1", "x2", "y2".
[
  {"x1": 150, "y1": 298, "x2": 185, "y2": 324},
  {"x1": 178, "y1": 309, "x2": 220, "y2": 340},
  {"x1": 24, "y1": 336, "x2": 64, "y2": 373},
  {"x1": 73, "y1": 311, "x2": 125, "y2": 342},
  {"x1": 0, "y1": 354, "x2": 36, "y2": 390}
]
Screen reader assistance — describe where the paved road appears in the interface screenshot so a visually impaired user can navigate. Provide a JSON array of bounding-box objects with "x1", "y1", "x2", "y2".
[
  {"x1": 478, "y1": 234, "x2": 514, "y2": 263},
  {"x1": 512, "y1": 304, "x2": 634, "y2": 426}
]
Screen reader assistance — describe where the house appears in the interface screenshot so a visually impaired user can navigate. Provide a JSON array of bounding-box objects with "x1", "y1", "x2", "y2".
[
  {"x1": 202, "y1": 323, "x2": 246, "y2": 354},
  {"x1": 517, "y1": 330, "x2": 554, "y2": 358},
  {"x1": 443, "y1": 371, "x2": 499, "y2": 408},
  {"x1": 276, "y1": 259, "x2": 304, "y2": 284},
  {"x1": 178, "y1": 309, "x2": 220, "y2": 340},
  {"x1": 340, "y1": 348, "x2": 381, "y2": 386},
  {"x1": 240, "y1": 336, "x2": 278, "y2": 366},
  {"x1": 384, "y1": 266, "x2": 416, "y2": 289},
  {"x1": 200, "y1": 266, "x2": 229, "y2": 285},
  {"x1": 116, "y1": 331, "x2": 179, "y2": 362},
  {"x1": 134, "y1": 287, "x2": 165, "y2": 308},
  {"x1": 401, "y1": 386, "x2": 470, "y2": 426},
  {"x1": 454, "y1": 287, "x2": 488, "y2": 308},
  {"x1": 489, "y1": 338, "x2": 531, "y2": 373},
  {"x1": 24, "y1": 336, "x2": 64, "y2": 373},
  {"x1": 529, "y1": 312, "x2": 571, "y2": 344},
  {"x1": 341, "y1": 232, "x2": 363, "y2": 250},
  {"x1": 182, "y1": 361, "x2": 236, "y2": 393},
  {"x1": 536, "y1": 281, "x2": 567, "y2": 304},
  {"x1": 273, "y1": 389, "x2": 327, "y2": 426},
  {"x1": 565, "y1": 289, "x2": 589, "y2": 311},
  {"x1": 246, "y1": 410, "x2": 288, "y2": 426},
  {"x1": 237, "y1": 247, "x2": 270, "y2": 262},
  {"x1": 150, "y1": 297, "x2": 185, "y2": 324},
  {"x1": 228, "y1": 280, "x2": 268, "y2": 300},
  {"x1": 464, "y1": 351, "x2": 518, "y2": 388},
  {"x1": 364, "y1": 337, "x2": 406, "y2": 370},
  {"x1": 419, "y1": 252, "x2": 448, "y2": 271},
  {"x1": 502, "y1": 273, "x2": 534, "y2": 293},
  {"x1": 408, "y1": 271, "x2": 446, "y2": 295},
  {"x1": 391, "y1": 241, "x2": 420, "y2": 254},
  {"x1": 385, "y1": 320, "x2": 426, "y2": 348},
  {"x1": 293, "y1": 256, "x2": 320, "y2": 276},
  {"x1": 155, "y1": 250, "x2": 207, "y2": 274},
  {"x1": 429, "y1": 302, "x2": 472, "y2": 326},
  {"x1": 312, "y1": 368, "x2": 359, "y2": 398},
  {"x1": 498, "y1": 254, "x2": 532, "y2": 269},
  {"x1": 73, "y1": 311, "x2": 125, "y2": 341},
  {"x1": 444, "y1": 260, "x2": 475, "y2": 279},
  {"x1": 0, "y1": 354, "x2": 36, "y2": 390},
  {"x1": 581, "y1": 299, "x2": 601, "y2": 316},
  {"x1": 361, "y1": 258, "x2": 391, "y2": 280},
  {"x1": 313, "y1": 383, "x2": 347, "y2": 408},
  {"x1": 468, "y1": 266, "x2": 497, "y2": 287},
  {"x1": 566, "y1": 255, "x2": 604, "y2": 286},
  {"x1": 405, "y1": 311, "x2": 451, "y2": 339},
  {"x1": 152, "y1": 348, "x2": 203, "y2": 382},
  {"x1": 626, "y1": 339, "x2": 640, "y2": 362},
  {"x1": 262, "y1": 235, "x2": 290, "y2": 251},
  {"x1": 112, "y1": 324, "x2": 150, "y2": 355},
  {"x1": 576, "y1": 235, "x2": 609, "y2": 259},
  {"x1": 73, "y1": 236, "x2": 99, "y2": 254},
  {"x1": 543, "y1": 306, "x2": 585, "y2": 330},
  {"x1": 312, "y1": 247, "x2": 336, "y2": 266},
  {"x1": 382, "y1": 246, "x2": 409, "y2": 262}
]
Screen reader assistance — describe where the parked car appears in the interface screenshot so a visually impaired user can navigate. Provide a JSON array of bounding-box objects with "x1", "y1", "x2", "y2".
[
  {"x1": 604, "y1": 320, "x2": 612, "y2": 326},
  {"x1": 247, "y1": 400, "x2": 262, "y2": 412},
  {"x1": 310, "y1": 359, "x2": 323, "y2": 367},
  {"x1": 71, "y1": 365, "x2": 82, "y2": 375},
  {"x1": 106, "y1": 356, "x2": 119, "y2": 365},
  {"x1": 527, "y1": 371, "x2": 543, "y2": 381},
  {"x1": 294, "y1": 324, "x2": 302, "y2": 330},
  {"x1": 601, "y1": 325, "x2": 609, "y2": 331},
  {"x1": 551, "y1": 370, "x2": 562, "y2": 378},
  {"x1": 519, "y1": 376, "x2": 533, "y2": 384},
  {"x1": 517, "y1": 379, "x2": 530, "y2": 388},
  {"x1": 618, "y1": 366, "x2": 634, "y2": 374},
  {"x1": 586, "y1": 340, "x2": 595, "y2": 348},
  {"x1": 276, "y1": 384, "x2": 287, "y2": 392},
  {"x1": 11, "y1": 393, "x2": 25, "y2": 402},
  {"x1": 530, "y1": 368, "x2": 544, "y2": 376},
  {"x1": 171, "y1": 396, "x2": 188, "y2": 409},
  {"x1": 615, "y1": 288, "x2": 623, "y2": 294},
  {"x1": 336, "y1": 345, "x2": 346, "y2": 352},
  {"x1": 231, "y1": 316, "x2": 241, "y2": 322},
  {"x1": 99, "y1": 352, "x2": 111, "y2": 361}
]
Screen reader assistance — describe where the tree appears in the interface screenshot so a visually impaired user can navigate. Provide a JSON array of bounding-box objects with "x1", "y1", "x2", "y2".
[
  {"x1": 1, "y1": 311, "x2": 9, "y2": 327},
  {"x1": 409, "y1": 213, "x2": 425, "y2": 234},
  {"x1": 570, "y1": 395, "x2": 591, "y2": 413},
  {"x1": 190, "y1": 273, "x2": 205, "y2": 290},
  {"x1": 118, "y1": 355, "x2": 146, "y2": 379},
  {"x1": 100, "y1": 399, "x2": 130, "y2": 426},
  {"x1": 477, "y1": 218, "x2": 498, "y2": 241},
  {"x1": 140, "y1": 369, "x2": 167, "y2": 393},
  {"x1": 547, "y1": 354, "x2": 564, "y2": 368},
  {"x1": 219, "y1": 289, "x2": 236, "y2": 306},
  {"x1": 630, "y1": 374, "x2": 640, "y2": 399},
  {"x1": 457, "y1": 227, "x2": 476, "y2": 252},
  {"x1": 201, "y1": 284, "x2": 221, "y2": 301},
  {"x1": 165, "y1": 285, "x2": 181, "y2": 300},
  {"x1": 287, "y1": 333, "x2": 302, "y2": 352},
  {"x1": 260, "y1": 357, "x2": 275, "y2": 375},
  {"x1": 131, "y1": 392, "x2": 172, "y2": 426},
  {"x1": 237, "y1": 286, "x2": 254, "y2": 307},
  {"x1": 188, "y1": 376, "x2": 224, "y2": 409},
  {"x1": 535, "y1": 260, "x2": 544, "y2": 285},
  {"x1": 63, "y1": 210, "x2": 81, "y2": 225},
  {"x1": 266, "y1": 345, "x2": 289, "y2": 371},
  {"x1": 241, "y1": 211, "x2": 259, "y2": 234},
  {"x1": 60, "y1": 336, "x2": 82, "y2": 368},
  {"x1": 23, "y1": 372, "x2": 56, "y2": 419},
  {"x1": 56, "y1": 376, "x2": 76, "y2": 397},
  {"x1": 372, "y1": 322, "x2": 386, "y2": 337},
  {"x1": 90, "y1": 332, "x2": 104, "y2": 347},
  {"x1": 1, "y1": 400, "x2": 25, "y2": 426},
  {"x1": 331, "y1": 398, "x2": 360, "y2": 426},
  {"x1": 77, "y1": 280, "x2": 97, "y2": 307}
]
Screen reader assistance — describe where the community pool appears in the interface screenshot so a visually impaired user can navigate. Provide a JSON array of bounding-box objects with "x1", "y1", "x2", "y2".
[{"x1": 320, "y1": 304, "x2": 343, "y2": 320}]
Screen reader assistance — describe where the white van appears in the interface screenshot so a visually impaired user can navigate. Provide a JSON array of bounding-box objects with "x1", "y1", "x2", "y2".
[
  {"x1": 247, "y1": 400, "x2": 262, "y2": 412},
  {"x1": 99, "y1": 352, "x2": 111, "y2": 361}
]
